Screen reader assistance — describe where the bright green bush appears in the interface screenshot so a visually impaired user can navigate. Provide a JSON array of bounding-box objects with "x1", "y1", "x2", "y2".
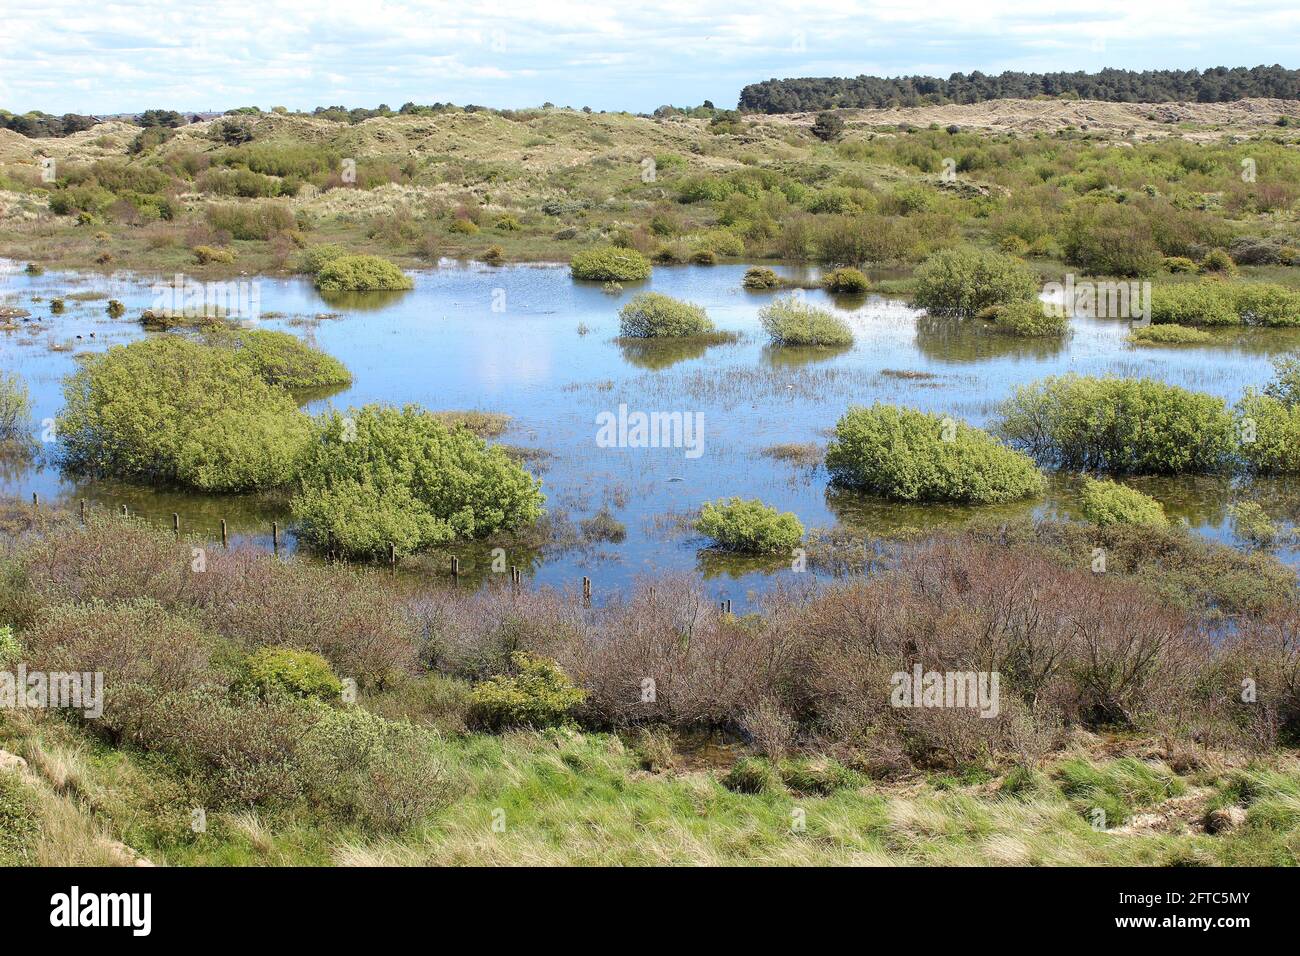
[
  {"x1": 467, "y1": 652, "x2": 586, "y2": 731},
  {"x1": 1199, "y1": 248, "x2": 1238, "y2": 276},
  {"x1": 1128, "y1": 323, "x2": 1213, "y2": 345},
  {"x1": 985, "y1": 300, "x2": 1068, "y2": 337},
  {"x1": 0, "y1": 624, "x2": 20, "y2": 669},
  {"x1": 696, "y1": 497, "x2": 804, "y2": 553},
  {"x1": 296, "y1": 243, "x2": 349, "y2": 275},
  {"x1": 996, "y1": 375, "x2": 1237, "y2": 475},
  {"x1": 688, "y1": 229, "x2": 745, "y2": 257},
  {"x1": 826, "y1": 404, "x2": 1045, "y2": 503},
  {"x1": 202, "y1": 327, "x2": 352, "y2": 391},
  {"x1": 1236, "y1": 393, "x2": 1300, "y2": 474},
  {"x1": 759, "y1": 296, "x2": 854, "y2": 347},
  {"x1": 204, "y1": 202, "x2": 294, "y2": 240},
  {"x1": 822, "y1": 267, "x2": 870, "y2": 294},
  {"x1": 0, "y1": 372, "x2": 32, "y2": 448},
  {"x1": 570, "y1": 246, "x2": 652, "y2": 281},
  {"x1": 448, "y1": 218, "x2": 479, "y2": 234},
  {"x1": 912, "y1": 248, "x2": 1038, "y2": 316},
  {"x1": 291, "y1": 404, "x2": 545, "y2": 558},
  {"x1": 1150, "y1": 283, "x2": 1237, "y2": 326},
  {"x1": 722, "y1": 756, "x2": 782, "y2": 794},
  {"x1": 618, "y1": 292, "x2": 713, "y2": 338},
  {"x1": 1231, "y1": 284, "x2": 1300, "y2": 327},
  {"x1": 1079, "y1": 478, "x2": 1168, "y2": 527},
  {"x1": 238, "y1": 646, "x2": 343, "y2": 700},
  {"x1": 1061, "y1": 204, "x2": 1162, "y2": 277},
  {"x1": 315, "y1": 254, "x2": 413, "y2": 292},
  {"x1": 58, "y1": 336, "x2": 313, "y2": 492}
]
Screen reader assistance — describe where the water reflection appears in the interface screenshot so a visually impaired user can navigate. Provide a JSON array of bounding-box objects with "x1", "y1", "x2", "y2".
[{"x1": 914, "y1": 314, "x2": 1068, "y2": 363}]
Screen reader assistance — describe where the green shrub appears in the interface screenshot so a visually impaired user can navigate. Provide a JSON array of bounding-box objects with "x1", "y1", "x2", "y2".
[
  {"x1": 826, "y1": 404, "x2": 1045, "y2": 503},
  {"x1": 105, "y1": 299, "x2": 125, "y2": 318},
  {"x1": 984, "y1": 300, "x2": 1068, "y2": 337},
  {"x1": 1231, "y1": 284, "x2": 1300, "y2": 327},
  {"x1": 1061, "y1": 204, "x2": 1162, "y2": 277},
  {"x1": 618, "y1": 292, "x2": 713, "y2": 338},
  {"x1": 204, "y1": 202, "x2": 294, "y2": 239},
  {"x1": 570, "y1": 246, "x2": 652, "y2": 281},
  {"x1": 822, "y1": 267, "x2": 869, "y2": 294},
  {"x1": 58, "y1": 336, "x2": 312, "y2": 492},
  {"x1": 696, "y1": 497, "x2": 804, "y2": 553},
  {"x1": 1199, "y1": 248, "x2": 1238, "y2": 276},
  {"x1": 467, "y1": 652, "x2": 586, "y2": 731},
  {"x1": 1150, "y1": 283, "x2": 1237, "y2": 326},
  {"x1": 298, "y1": 704, "x2": 453, "y2": 831},
  {"x1": 1079, "y1": 478, "x2": 1167, "y2": 528},
  {"x1": 1128, "y1": 323, "x2": 1212, "y2": 345},
  {"x1": 742, "y1": 266, "x2": 782, "y2": 290},
  {"x1": 295, "y1": 243, "x2": 349, "y2": 275},
  {"x1": 0, "y1": 372, "x2": 32, "y2": 448},
  {"x1": 685, "y1": 230, "x2": 745, "y2": 259},
  {"x1": 202, "y1": 327, "x2": 352, "y2": 391},
  {"x1": 1163, "y1": 256, "x2": 1198, "y2": 273},
  {"x1": 291, "y1": 404, "x2": 545, "y2": 558},
  {"x1": 238, "y1": 646, "x2": 342, "y2": 700},
  {"x1": 996, "y1": 375, "x2": 1237, "y2": 475},
  {"x1": 193, "y1": 244, "x2": 236, "y2": 265},
  {"x1": 315, "y1": 254, "x2": 413, "y2": 292},
  {"x1": 49, "y1": 298, "x2": 65, "y2": 314},
  {"x1": 1236, "y1": 393, "x2": 1300, "y2": 475},
  {"x1": 448, "y1": 218, "x2": 479, "y2": 234},
  {"x1": 0, "y1": 773, "x2": 39, "y2": 865},
  {"x1": 778, "y1": 757, "x2": 861, "y2": 796},
  {"x1": 495, "y1": 214, "x2": 522, "y2": 231},
  {"x1": 759, "y1": 296, "x2": 854, "y2": 347},
  {"x1": 912, "y1": 248, "x2": 1037, "y2": 316},
  {"x1": 1056, "y1": 757, "x2": 1183, "y2": 826}
]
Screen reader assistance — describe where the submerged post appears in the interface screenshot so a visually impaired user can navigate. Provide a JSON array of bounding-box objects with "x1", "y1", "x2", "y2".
[
  {"x1": 451, "y1": 555, "x2": 460, "y2": 582},
  {"x1": 120, "y1": 504, "x2": 128, "y2": 518},
  {"x1": 79, "y1": 499, "x2": 86, "y2": 524},
  {"x1": 388, "y1": 541, "x2": 396, "y2": 571},
  {"x1": 272, "y1": 521, "x2": 279, "y2": 554},
  {"x1": 220, "y1": 519, "x2": 228, "y2": 549},
  {"x1": 172, "y1": 513, "x2": 180, "y2": 538},
  {"x1": 582, "y1": 576, "x2": 591, "y2": 608},
  {"x1": 31, "y1": 492, "x2": 38, "y2": 511}
]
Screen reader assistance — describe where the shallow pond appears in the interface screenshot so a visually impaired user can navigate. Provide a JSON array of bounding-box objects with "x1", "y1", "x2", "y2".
[{"x1": 3, "y1": 258, "x2": 1299, "y2": 608}]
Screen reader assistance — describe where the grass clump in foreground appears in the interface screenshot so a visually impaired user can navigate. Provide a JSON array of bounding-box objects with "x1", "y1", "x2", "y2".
[
  {"x1": 618, "y1": 292, "x2": 713, "y2": 338},
  {"x1": 826, "y1": 403, "x2": 1045, "y2": 503},
  {"x1": 1079, "y1": 478, "x2": 1168, "y2": 528},
  {"x1": 696, "y1": 497, "x2": 804, "y2": 553},
  {"x1": 570, "y1": 246, "x2": 651, "y2": 282},
  {"x1": 314, "y1": 254, "x2": 413, "y2": 292},
  {"x1": 467, "y1": 652, "x2": 586, "y2": 731},
  {"x1": 759, "y1": 296, "x2": 854, "y2": 347},
  {"x1": 57, "y1": 336, "x2": 313, "y2": 492},
  {"x1": 291, "y1": 404, "x2": 545, "y2": 558}
]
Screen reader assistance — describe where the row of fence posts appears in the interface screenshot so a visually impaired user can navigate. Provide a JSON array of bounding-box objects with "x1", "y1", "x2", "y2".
[{"x1": 30, "y1": 494, "x2": 732, "y2": 613}]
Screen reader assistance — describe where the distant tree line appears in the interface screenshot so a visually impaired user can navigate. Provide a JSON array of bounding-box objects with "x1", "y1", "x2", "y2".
[
  {"x1": 738, "y1": 65, "x2": 1300, "y2": 113},
  {"x1": 0, "y1": 110, "x2": 100, "y2": 138}
]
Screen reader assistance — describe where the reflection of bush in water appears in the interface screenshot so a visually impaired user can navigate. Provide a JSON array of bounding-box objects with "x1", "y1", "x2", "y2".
[
  {"x1": 695, "y1": 547, "x2": 789, "y2": 580},
  {"x1": 914, "y1": 314, "x2": 1066, "y2": 363},
  {"x1": 761, "y1": 343, "x2": 851, "y2": 369},
  {"x1": 316, "y1": 288, "x2": 412, "y2": 312},
  {"x1": 822, "y1": 483, "x2": 1040, "y2": 538},
  {"x1": 616, "y1": 333, "x2": 736, "y2": 370}
]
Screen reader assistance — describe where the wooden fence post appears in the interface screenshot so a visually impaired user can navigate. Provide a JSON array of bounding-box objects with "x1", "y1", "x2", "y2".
[
  {"x1": 220, "y1": 519, "x2": 228, "y2": 549},
  {"x1": 582, "y1": 576, "x2": 592, "y2": 608}
]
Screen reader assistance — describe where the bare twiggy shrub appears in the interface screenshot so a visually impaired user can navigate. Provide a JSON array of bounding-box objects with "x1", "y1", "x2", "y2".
[{"x1": 741, "y1": 696, "x2": 798, "y2": 760}]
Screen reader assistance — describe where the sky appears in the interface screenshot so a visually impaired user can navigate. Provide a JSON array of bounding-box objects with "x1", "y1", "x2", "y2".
[{"x1": 1, "y1": 0, "x2": 1299, "y2": 115}]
